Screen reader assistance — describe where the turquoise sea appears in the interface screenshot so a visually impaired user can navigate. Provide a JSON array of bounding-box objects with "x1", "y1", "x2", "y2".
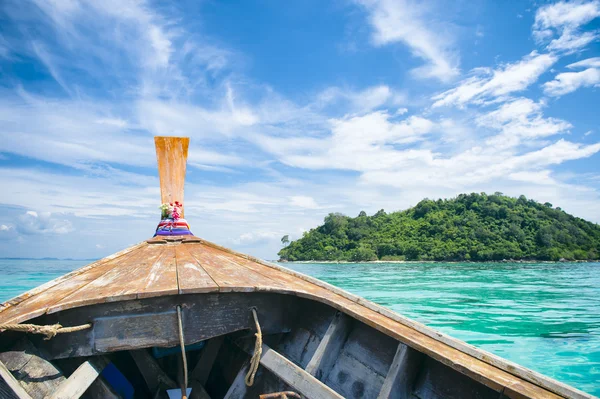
[{"x1": 1, "y1": 259, "x2": 599, "y2": 396}]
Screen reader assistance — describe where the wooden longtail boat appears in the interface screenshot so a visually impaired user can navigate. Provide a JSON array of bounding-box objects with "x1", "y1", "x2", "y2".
[{"x1": 0, "y1": 137, "x2": 595, "y2": 399}]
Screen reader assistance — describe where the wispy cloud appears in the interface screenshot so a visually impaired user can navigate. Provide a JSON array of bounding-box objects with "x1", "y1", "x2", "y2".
[
  {"x1": 354, "y1": 0, "x2": 459, "y2": 81},
  {"x1": 543, "y1": 67, "x2": 600, "y2": 97},
  {"x1": 533, "y1": 0, "x2": 600, "y2": 53},
  {"x1": 432, "y1": 52, "x2": 557, "y2": 108}
]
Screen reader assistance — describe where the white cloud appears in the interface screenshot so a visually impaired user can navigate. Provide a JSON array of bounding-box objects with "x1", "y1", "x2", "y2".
[
  {"x1": 354, "y1": 0, "x2": 459, "y2": 81},
  {"x1": 533, "y1": 1, "x2": 600, "y2": 53},
  {"x1": 17, "y1": 211, "x2": 75, "y2": 235},
  {"x1": 232, "y1": 231, "x2": 281, "y2": 245},
  {"x1": 316, "y1": 85, "x2": 406, "y2": 113},
  {"x1": 289, "y1": 196, "x2": 319, "y2": 209},
  {"x1": 0, "y1": 224, "x2": 12, "y2": 231},
  {"x1": 543, "y1": 68, "x2": 600, "y2": 96},
  {"x1": 508, "y1": 170, "x2": 557, "y2": 185},
  {"x1": 95, "y1": 118, "x2": 128, "y2": 128},
  {"x1": 254, "y1": 111, "x2": 435, "y2": 171},
  {"x1": 432, "y1": 52, "x2": 557, "y2": 108},
  {"x1": 476, "y1": 98, "x2": 572, "y2": 147},
  {"x1": 568, "y1": 57, "x2": 600, "y2": 69},
  {"x1": 32, "y1": 0, "x2": 174, "y2": 69}
]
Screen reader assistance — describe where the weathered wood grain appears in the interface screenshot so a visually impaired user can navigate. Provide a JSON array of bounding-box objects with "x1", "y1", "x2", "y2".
[
  {"x1": 47, "y1": 245, "x2": 166, "y2": 312},
  {"x1": 138, "y1": 245, "x2": 179, "y2": 299},
  {"x1": 175, "y1": 244, "x2": 219, "y2": 294},
  {"x1": 36, "y1": 293, "x2": 294, "y2": 359},
  {"x1": 377, "y1": 343, "x2": 424, "y2": 399},
  {"x1": 0, "y1": 244, "x2": 147, "y2": 324},
  {"x1": 240, "y1": 342, "x2": 344, "y2": 399},
  {"x1": 47, "y1": 357, "x2": 109, "y2": 399},
  {"x1": 0, "y1": 242, "x2": 145, "y2": 314},
  {"x1": 275, "y1": 300, "x2": 336, "y2": 369},
  {"x1": 55, "y1": 358, "x2": 119, "y2": 399},
  {"x1": 0, "y1": 338, "x2": 65, "y2": 399},
  {"x1": 94, "y1": 310, "x2": 178, "y2": 352},
  {"x1": 186, "y1": 246, "x2": 287, "y2": 293},
  {"x1": 321, "y1": 322, "x2": 397, "y2": 399},
  {"x1": 190, "y1": 336, "x2": 224, "y2": 386},
  {"x1": 305, "y1": 312, "x2": 352, "y2": 381},
  {"x1": 155, "y1": 136, "x2": 189, "y2": 216},
  {"x1": 412, "y1": 356, "x2": 499, "y2": 399},
  {"x1": 0, "y1": 360, "x2": 32, "y2": 399}
]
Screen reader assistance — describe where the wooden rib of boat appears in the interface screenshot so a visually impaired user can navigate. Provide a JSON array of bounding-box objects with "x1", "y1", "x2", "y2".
[{"x1": 0, "y1": 137, "x2": 595, "y2": 399}]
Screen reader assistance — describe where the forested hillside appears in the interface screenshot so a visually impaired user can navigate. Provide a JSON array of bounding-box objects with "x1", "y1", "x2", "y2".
[{"x1": 278, "y1": 193, "x2": 600, "y2": 262}]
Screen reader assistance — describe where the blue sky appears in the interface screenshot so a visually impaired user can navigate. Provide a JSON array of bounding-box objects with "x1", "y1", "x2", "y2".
[{"x1": 0, "y1": 0, "x2": 599, "y2": 260}]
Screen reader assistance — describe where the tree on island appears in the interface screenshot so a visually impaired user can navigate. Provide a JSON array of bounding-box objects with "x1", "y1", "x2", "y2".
[
  {"x1": 278, "y1": 193, "x2": 600, "y2": 262},
  {"x1": 281, "y1": 235, "x2": 289, "y2": 247}
]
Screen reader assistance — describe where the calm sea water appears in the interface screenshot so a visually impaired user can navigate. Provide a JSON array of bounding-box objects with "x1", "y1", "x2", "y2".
[{"x1": 1, "y1": 259, "x2": 598, "y2": 395}]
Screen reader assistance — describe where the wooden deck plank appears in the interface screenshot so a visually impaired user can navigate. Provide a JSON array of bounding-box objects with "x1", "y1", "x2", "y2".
[
  {"x1": 0, "y1": 244, "x2": 148, "y2": 324},
  {"x1": 186, "y1": 245, "x2": 287, "y2": 292},
  {"x1": 138, "y1": 245, "x2": 179, "y2": 299},
  {"x1": 47, "y1": 245, "x2": 166, "y2": 313},
  {"x1": 175, "y1": 245, "x2": 219, "y2": 294},
  {"x1": 0, "y1": 243, "x2": 145, "y2": 311}
]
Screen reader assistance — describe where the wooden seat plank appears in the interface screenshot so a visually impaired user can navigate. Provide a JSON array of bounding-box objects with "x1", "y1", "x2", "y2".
[
  {"x1": 175, "y1": 245, "x2": 219, "y2": 294},
  {"x1": 0, "y1": 244, "x2": 147, "y2": 324},
  {"x1": 0, "y1": 360, "x2": 32, "y2": 399},
  {"x1": 47, "y1": 357, "x2": 110, "y2": 399},
  {"x1": 238, "y1": 342, "x2": 343, "y2": 399},
  {"x1": 47, "y1": 245, "x2": 166, "y2": 313},
  {"x1": 186, "y1": 245, "x2": 287, "y2": 292}
]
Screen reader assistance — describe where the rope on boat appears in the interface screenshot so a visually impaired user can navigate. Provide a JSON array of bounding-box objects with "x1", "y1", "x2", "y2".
[
  {"x1": 245, "y1": 307, "x2": 263, "y2": 387},
  {"x1": 176, "y1": 305, "x2": 188, "y2": 399},
  {"x1": 259, "y1": 392, "x2": 301, "y2": 399},
  {"x1": 0, "y1": 322, "x2": 92, "y2": 340}
]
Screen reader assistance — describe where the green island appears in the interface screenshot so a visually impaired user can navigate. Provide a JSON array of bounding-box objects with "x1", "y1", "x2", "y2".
[{"x1": 278, "y1": 193, "x2": 600, "y2": 262}]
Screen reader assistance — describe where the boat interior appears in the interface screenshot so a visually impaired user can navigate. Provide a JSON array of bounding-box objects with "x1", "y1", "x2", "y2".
[{"x1": 1, "y1": 290, "x2": 506, "y2": 399}]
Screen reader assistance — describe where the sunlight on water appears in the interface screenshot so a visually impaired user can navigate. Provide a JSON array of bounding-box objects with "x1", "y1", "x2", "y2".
[
  {"x1": 0, "y1": 259, "x2": 598, "y2": 395},
  {"x1": 283, "y1": 261, "x2": 600, "y2": 396}
]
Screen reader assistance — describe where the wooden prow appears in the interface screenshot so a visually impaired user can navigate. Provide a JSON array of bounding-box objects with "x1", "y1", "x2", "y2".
[{"x1": 155, "y1": 136, "x2": 189, "y2": 217}]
